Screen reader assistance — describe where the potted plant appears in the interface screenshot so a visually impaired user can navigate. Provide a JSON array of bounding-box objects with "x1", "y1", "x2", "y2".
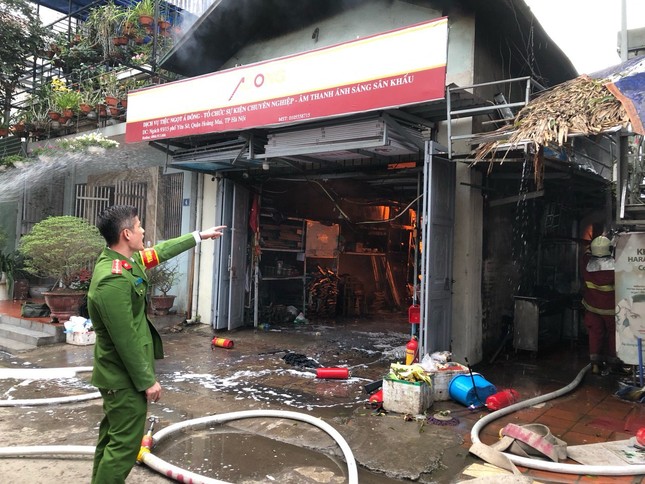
[
  {"x1": 132, "y1": 0, "x2": 155, "y2": 27},
  {"x1": 18, "y1": 216, "x2": 104, "y2": 320},
  {"x1": 85, "y1": 1, "x2": 127, "y2": 61},
  {"x1": 79, "y1": 81, "x2": 101, "y2": 114},
  {"x1": 53, "y1": 88, "x2": 82, "y2": 117},
  {"x1": 99, "y1": 70, "x2": 122, "y2": 106},
  {"x1": 147, "y1": 260, "x2": 180, "y2": 315}
]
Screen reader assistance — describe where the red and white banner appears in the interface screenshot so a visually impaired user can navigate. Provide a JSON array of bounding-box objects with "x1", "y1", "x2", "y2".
[{"x1": 126, "y1": 17, "x2": 448, "y2": 143}]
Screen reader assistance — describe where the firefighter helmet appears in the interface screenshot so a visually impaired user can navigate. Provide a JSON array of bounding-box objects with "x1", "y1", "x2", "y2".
[{"x1": 590, "y1": 236, "x2": 612, "y2": 257}]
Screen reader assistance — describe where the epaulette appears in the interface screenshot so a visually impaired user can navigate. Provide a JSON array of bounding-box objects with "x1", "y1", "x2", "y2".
[{"x1": 111, "y1": 259, "x2": 133, "y2": 274}]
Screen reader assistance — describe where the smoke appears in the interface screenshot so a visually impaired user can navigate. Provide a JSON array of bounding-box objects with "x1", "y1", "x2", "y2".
[{"x1": 0, "y1": 143, "x2": 166, "y2": 203}]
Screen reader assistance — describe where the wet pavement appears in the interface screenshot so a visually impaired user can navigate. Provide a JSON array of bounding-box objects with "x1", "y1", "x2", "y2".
[{"x1": 1, "y1": 305, "x2": 645, "y2": 483}]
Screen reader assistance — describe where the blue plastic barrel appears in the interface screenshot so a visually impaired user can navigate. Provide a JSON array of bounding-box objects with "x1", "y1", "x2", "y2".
[{"x1": 448, "y1": 373, "x2": 497, "y2": 407}]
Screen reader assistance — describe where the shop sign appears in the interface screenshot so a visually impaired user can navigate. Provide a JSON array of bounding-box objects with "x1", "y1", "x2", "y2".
[
  {"x1": 615, "y1": 232, "x2": 645, "y2": 364},
  {"x1": 125, "y1": 17, "x2": 448, "y2": 143}
]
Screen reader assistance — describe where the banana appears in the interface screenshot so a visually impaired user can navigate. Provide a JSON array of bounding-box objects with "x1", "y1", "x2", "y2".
[{"x1": 388, "y1": 363, "x2": 432, "y2": 386}]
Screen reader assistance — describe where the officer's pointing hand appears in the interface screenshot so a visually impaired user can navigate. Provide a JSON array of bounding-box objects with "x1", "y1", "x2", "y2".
[{"x1": 200, "y1": 226, "x2": 227, "y2": 240}]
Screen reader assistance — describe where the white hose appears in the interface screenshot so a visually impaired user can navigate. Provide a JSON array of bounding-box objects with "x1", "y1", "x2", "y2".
[
  {"x1": 0, "y1": 366, "x2": 100, "y2": 406},
  {"x1": 148, "y1": 410, "x2": 359, "y2": 484},
  {"x1": 0, "y1": 409, "x2": 359, "y2": 484},
  {"x1": 471, "y1": 363, "x2": 645, "y2": 475},
  {"x1": 0, "y1": 392, "x2": 101, "y2": 407},
  {"x1": 0, "y1": 445, "x2": 95, "y2": 457},
  {"x1": 0, "y1": 366, "x2": 93, "y2": 380}
]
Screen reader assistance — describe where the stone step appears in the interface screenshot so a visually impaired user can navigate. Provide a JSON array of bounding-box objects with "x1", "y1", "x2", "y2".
[
  {"x1": 0, "y1": 323, "x2": 57, "y2": 347},
  {"x1": 0, "y1": 314, "x2": 64, "y2": 339},
  {"x1": 0, "y1": 335, "x2": 36, "y2": 353}
]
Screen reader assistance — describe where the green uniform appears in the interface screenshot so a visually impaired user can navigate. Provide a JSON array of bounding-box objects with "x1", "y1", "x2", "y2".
[{"x1": 88, "y1": 233, "x2": 197, "y2": 483}]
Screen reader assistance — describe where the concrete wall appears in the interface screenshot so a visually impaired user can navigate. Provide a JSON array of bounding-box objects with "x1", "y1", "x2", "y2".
[{"x1": 221, "y1": 0, "x2": 442, "y2": 70}]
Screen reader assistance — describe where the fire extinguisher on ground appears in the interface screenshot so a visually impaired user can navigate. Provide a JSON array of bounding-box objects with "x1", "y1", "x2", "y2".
[{"x1": 405, "y1": 336, "x2": 419, "y2": 365}]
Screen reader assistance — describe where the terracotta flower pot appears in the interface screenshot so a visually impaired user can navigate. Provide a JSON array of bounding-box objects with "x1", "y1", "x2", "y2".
[
  {"x1": 0, "y1": 128, "x2": 8, "y2": 137},
  {"x1": 105, "y1": 96, "x2": 118, "y2": 107},
  {"x1": 43, "y1": 290, "x2": 86, "y2": 321},
  {"x1": 62, "y1": 108, "x2": 74, "y2": 118},
  {"x1": 11, "y1": 121, "x2": 26, "y2": 134},
  {"x1": 80, "y1": 103, "x2": 92, "y2": 114},
  {"x1": 138, "y1": 15, "x2": 154, "y2": 26},
  {"x1": 48, "y1": 111, "x2": 61, "y2": 121},
  {"x1": 112, "y1": 36, "x2": 128, "y2": 46},
  {"x1": 150, "y1": 295, "x2": 176, "y2": 315}
]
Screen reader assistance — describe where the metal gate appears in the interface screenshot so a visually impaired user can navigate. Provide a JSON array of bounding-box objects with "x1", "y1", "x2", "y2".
[
  {"x1": 212, "y1": 179, "x2": 249, "y2": 331},
  {"x1": 419, "y1": 141, "x2": 455, "y2": 356}
]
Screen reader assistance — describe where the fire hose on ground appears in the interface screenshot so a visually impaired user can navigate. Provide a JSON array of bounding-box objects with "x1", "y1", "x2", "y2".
[
  {"x1": 0, "y1": 367, "x2": 358, "y2": 483},
  {"x1": 470, "y1": 363, "x2": 645, "y2": 476}
]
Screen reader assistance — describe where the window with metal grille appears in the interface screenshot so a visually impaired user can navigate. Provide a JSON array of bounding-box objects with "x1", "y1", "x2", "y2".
[
  {"x1": 161, "y1": 173, "x2": 183, "y2": 239},
  {"x1": 74, "y1": 182, "x2": 146, "y2": 228},
  {"x1": 74, "y1": 184, "x2": 114, "y2": 225}
]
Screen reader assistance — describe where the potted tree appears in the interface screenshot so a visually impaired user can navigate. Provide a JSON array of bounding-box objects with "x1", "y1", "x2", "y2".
[
  {"x1": 147, "y1": 260, "x2": 180, "y2": 315},
  {"x1": 18, "y1": 216, "x2": 105, "y2": 320}
]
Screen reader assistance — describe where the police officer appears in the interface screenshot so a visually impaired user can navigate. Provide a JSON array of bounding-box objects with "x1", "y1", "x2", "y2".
[{"x1": 88, "y1": 205, "x2": 225, "y2": 483}]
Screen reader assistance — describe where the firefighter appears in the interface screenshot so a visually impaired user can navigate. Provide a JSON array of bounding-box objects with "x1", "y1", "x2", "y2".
[{"x1": 581, "y1": 235, "x2": 622, "y2": 375}]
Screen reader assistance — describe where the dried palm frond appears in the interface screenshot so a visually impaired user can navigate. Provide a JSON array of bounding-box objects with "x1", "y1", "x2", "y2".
[{"x1": 473, "y1": 76, "x2": 630, "y2": 183}]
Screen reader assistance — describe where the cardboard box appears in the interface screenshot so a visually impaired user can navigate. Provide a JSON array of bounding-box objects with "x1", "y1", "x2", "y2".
[
  {"x1": 66, "y1": 331, "x2": 96, "y2": 346},
  {"x1": 382, "y1": 377, "x2": 433, "y2": 414}
]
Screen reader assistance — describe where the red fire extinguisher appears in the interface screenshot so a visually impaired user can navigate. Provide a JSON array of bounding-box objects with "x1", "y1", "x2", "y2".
[
  {"x1": 211, "y1": 337, "x2": 234, "y2": 349},
  {"x1": 405, "y1": 336, "x2": 419, "y2": 365},
  {"x1": 485, "y1": 389, "x2": 519, "y2": 411}
]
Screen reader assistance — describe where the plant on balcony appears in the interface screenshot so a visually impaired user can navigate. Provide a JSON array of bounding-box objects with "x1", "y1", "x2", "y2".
[
  {"x1": 0, "y1": 0, "x2": 48, "y2": 131},
  {"x1": 132, "y1": 0, "x2": 155, "y2": 26},
  {"x1": 57, "y1": 132, "x2": 119, "y2": 152},
  {"x1": 0, "y1": 153, "x2": 31, "y2": 169},
  {"x1": 31, "y1": 132, "x2": 119, "y2": 158},
  {"x1": 85, "y1": 1, "x2": 127, "y2": 61},
  {"x1": 53, "y1": 88, "x2": 82, "y2": 116},
  {"x1": 99, "y1": 70, "x2": 123, "y2": 105},
  {"x1": 78, "y1": 80, "x2": 102, "y2": 114}
]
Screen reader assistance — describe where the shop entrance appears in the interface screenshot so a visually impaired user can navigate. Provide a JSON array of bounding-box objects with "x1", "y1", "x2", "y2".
[{"x1": 207, "y1": 136, "x2": 454, "y2": 354}]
